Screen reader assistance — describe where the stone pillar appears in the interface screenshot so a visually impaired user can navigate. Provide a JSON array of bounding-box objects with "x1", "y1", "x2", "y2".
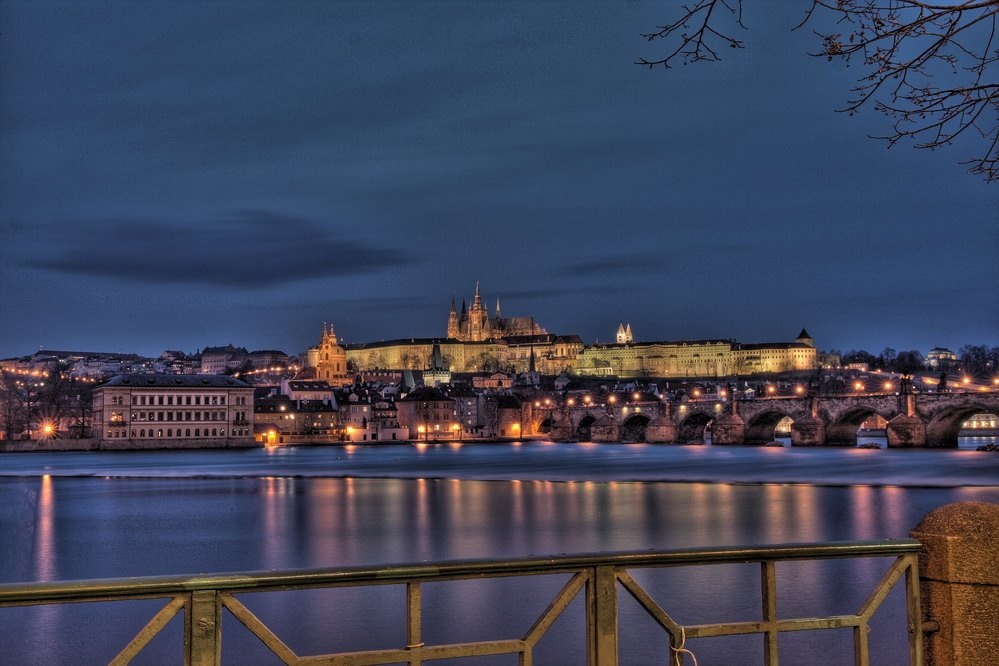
[
  {"x1": 791, "y1": 397, "x2": 826, "y2": 446},
  {"x1": 646, "y1": 402, "x2": 679, "y2": 444},
  {"x1": 550, "y1": 417, "x2": 574, "y2": 442},
  {"x1": 712, "y1": 400, "x2": 745, "y2": 445},
  {"x1": 911, "y1": 502, "x2": 999, "y2": 665},
  {"x1": 590, "y1": 415, "x2": 621, "y2": 443},
  {"x1": 888, "y1": 414, "x2": 926, "y2": 447}
]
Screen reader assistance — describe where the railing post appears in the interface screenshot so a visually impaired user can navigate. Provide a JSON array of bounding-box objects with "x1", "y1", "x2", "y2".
[
  {"x1": 185, "y1": 589, "x2": 221, "y2": 666},
  {"x1": 911, "y1": 502, "x2": 999, "y2": 665},
  {"x1": 588, "y1": 565, "x2": 618, "y2": 665},
  {"x1": 761, "y1": 560, "x2": 779, "y2": 665}
]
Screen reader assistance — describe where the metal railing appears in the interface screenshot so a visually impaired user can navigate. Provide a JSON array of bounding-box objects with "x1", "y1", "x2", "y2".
[{"x1": 0, "y1": 539, "x2": 923, "y2": 665}]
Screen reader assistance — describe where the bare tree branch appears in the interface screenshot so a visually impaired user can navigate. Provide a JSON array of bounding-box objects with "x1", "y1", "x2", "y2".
[{"x1": 641, "y1": 1, "x2": 999, "y2": 181}]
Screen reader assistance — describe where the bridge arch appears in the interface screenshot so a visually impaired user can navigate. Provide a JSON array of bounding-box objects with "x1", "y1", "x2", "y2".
[
  {"x1": 538, "y1": 417, "x2": 554, "y2": 434},
  {"x1": 925, "y1": 404, "x2": 996, "y2": 448},
  {"x1": 826, "y1": 407, "x2": 892, "y2": 446},
  {"x1": 575, "y1": 414, "x2": 596, "y2": 442},
  {"x1": 745, "y1": 411, "x2": 793, "y2": 445},
  {"x1": 678, "y1": 412, "x2": 712, "y2": 444},
  {"x1": 621, "y1": 413, "x2": 651, "y2": 442}
]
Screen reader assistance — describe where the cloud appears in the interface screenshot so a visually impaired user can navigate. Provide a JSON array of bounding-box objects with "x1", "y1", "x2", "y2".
[{"x1": 23, "y1": 210, "x2": 416, "y2": 288}]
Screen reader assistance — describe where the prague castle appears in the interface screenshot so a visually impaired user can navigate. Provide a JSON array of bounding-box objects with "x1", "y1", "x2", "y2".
[
  {"x1": 306, "y1": 284, "x2": 817, "y2": 380},
  {"x1": 447, "y1": 282, "x2": 547, "y2": 341}
]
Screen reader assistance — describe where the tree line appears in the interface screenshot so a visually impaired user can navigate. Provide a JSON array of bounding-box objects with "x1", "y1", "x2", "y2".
[{"x1": 830, "y1": 345, "x2": 999, "y2": 376}]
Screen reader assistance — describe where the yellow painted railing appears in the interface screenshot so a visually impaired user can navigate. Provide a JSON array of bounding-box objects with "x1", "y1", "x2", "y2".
[{"x1": 0, "y1": 539, "x2": 923, "y2": 665}]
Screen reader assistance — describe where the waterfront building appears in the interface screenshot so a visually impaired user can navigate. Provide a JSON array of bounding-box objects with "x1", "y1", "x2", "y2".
[
  {"x1": 92, "y1": 374, "x2": 254, "y2": 448},
  {"x1": 396, "y1": 386, "x2": 458, "y2": 440}
]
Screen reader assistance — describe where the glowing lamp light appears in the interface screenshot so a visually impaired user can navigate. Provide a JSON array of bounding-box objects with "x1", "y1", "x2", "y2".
[
  {"x1": 567, "y1": 398, "x2": 575, "y2": 406},
  {"x1": 42, "y1": 423, "x2": 55, "y2": 436},
  {"x1": 417, "y1": 425, "x2": 426, "y2": 433},
  {"x1": 544, "y1": 398, "x2": 551, "y2": 406},
  {"x1": 962, "y1": 377, "x2": 971, "y2": 385},
  {"x1": 534, "y1": 401, "x2": 540, "y2": 407},
  {"x1": 854, "y1": 382, "x2": 865, "y2": 391},
  {"x1": 583, "y1": 395, "x2": 592, "y2": 405},
  {"x1": 632, "y1": 392, "x2": 640, "y2": 401},
  {"x1": 794, "y1": 385, "x2": 804, "y2": 395},
  {"x1": 608, "y1": 395, "x2": 617, "y2": 404},
  {"x1": 720, "y1": 389, "x2": 727, "y2": 397},
  {"x1": 766, "y1": 386, "x2": 776, "y2": 395},
  {"x1": 692, "y1": 389, "x2": 701, "y2": 398},
  {"x1": 883, "y1": 382, "x2": 893, "y2": 391}
]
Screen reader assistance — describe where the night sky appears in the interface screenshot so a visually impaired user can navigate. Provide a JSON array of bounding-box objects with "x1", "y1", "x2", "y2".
[{"x1": 1, "y1": 1, "x2": 996, "y2": 358}]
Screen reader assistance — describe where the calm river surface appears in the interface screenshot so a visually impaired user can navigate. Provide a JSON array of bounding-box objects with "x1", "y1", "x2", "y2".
[{"x1": 1, "y1": 443, "x2": 997, "y2": 664}]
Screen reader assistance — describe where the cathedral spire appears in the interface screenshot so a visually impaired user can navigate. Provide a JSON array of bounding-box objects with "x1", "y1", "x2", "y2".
[
  {"x1": 496, "y1": 296, "x2": 501, "y2": 318},
  {"x1": 472, "y1": 281, "x2": 483, "y2": 308},
  {"x1": 450, "y1": 296, "x2": 457, "y2": 313}
]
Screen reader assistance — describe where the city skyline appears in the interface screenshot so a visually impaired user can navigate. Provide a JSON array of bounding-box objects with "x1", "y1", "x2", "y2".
[{"x1": 1, "y1": 2, "x2": 996, "y2": 357}]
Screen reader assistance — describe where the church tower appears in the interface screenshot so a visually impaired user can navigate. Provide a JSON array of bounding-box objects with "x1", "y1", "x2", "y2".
[
  {"x1": 625, "y1": 323, "x2": 633, "y2": 343},
  {"x1": 315, "y1": 322, "x2": 348, "y2": 384},
  {"x1": 616, "y1": 323, "x2": 627, "y2": 344},
  {"x1": 447, "y1": 296, "x2": 460, "y2": 339},
  {"x1": 468, "y1": 282, "x2": 489, "y2": 341}
]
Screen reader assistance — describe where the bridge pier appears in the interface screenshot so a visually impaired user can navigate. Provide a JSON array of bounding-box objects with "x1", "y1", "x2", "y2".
[
  {"x1": 712, "y1": 401, "x2": 746, "y2": 445},
  {"x1": 790, "y1": 416, "x2": 825, "y2": 446},
  {"x1": 590, "y1": 415, "x2": 620, "y2": 443},
  {"x1": 645, "y1": 416, "x2": 678, "y2": 444},
  {"x1": 790, "y1": 397, "x2": 826, "y2": 446}
]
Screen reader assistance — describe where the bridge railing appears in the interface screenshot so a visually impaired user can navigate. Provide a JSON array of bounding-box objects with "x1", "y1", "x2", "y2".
[{"x1": 0, "y1": 540, "x2": 923, "y2": 665}]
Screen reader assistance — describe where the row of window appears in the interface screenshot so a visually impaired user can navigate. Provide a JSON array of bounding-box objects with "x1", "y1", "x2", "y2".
[
  {"x1": 130, "y1": 394, "x2": 237, "y2": 406},
  {"x1": 104, "y1": 428, "x2": 251, "y2": 439},
  {"x1": 113, "y1": 411, "x2": 230, "y2": 422}
]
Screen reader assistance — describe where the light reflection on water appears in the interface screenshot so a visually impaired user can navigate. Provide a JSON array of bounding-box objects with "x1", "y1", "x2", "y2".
[{"x1": 0, "y1": 446, "x2": 997, "y2": 664}]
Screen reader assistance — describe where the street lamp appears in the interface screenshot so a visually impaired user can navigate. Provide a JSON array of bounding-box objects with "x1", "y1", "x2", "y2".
[
  {"x1": 417, "y1": 424, "x2": 426, "y2": 441},
  {"x1": 854, "y1": 381, "x2": 865, "y2": 392}
]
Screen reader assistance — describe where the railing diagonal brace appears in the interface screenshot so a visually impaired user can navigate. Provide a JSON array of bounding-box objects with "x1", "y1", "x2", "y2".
[
  {"x1": 221, "y1": 592, "x2": 299, "y2": 664},
  {"x1": 523, "y1": 571, "x2": 588, "y2": 646},
  {"x1": 109, "y1": 595, "x2": 186, "y2": 666},
  {"x1": 857, "y1": 556, "x2": 909, "y2": 621}
]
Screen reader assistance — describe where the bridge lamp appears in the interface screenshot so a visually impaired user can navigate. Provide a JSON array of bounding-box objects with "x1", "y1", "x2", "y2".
[
  {"x1": 608, "y1": 395, "x2": 617, "y2": 404},
  {"x1": 567, "y1": 398, "x2": 575, "y2": 407},
  {"x1": 766, "y1": 385, "x2": 776, "y2": 395},
  {"x1": 583, "y1": 395, "x2": 592, "y2": 405},
  {"x1": 692, "y1": 389, "x2": 701, "y2": 398},
  {"x1": 41, "y1": 422, "x2": 55, "y2": 438},
  {"x1": 632, "y1": 392, "x2": 640, "y2": 401},
  {"x1": 544, "y1": 398, "x2": 551, "y2": 406},
  {"x1": 794, "y1": 385, "x2": 804, "y2": 395},
  {"x1": 993, "y1": 378, "x2": 999, "y2": 386},
  {"x1": 720, "y1": 389, "x2": 727, "y2": 398},
  {"x1": 534, "y1": 401, "x2": 540, "y2": 407},
  {"x1": 962, "y1": 376, "x2": 971, "y2": 385},
  {"x1": 883, "y1": 382, "x2": 893, "y2": 391},
  {"x1": 854, "y1": 382, "x2": 865, "y2": 392}
]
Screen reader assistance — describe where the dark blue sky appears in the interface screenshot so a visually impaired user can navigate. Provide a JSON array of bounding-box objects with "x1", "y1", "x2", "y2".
[{"x1": 1, "y1": 1, "x2": 995, "y2": 358}]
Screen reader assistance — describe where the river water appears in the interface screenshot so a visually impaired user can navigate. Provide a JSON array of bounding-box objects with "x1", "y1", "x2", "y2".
[{"x1": 1, "y1": 443, "x2": 997, "y2": 664}]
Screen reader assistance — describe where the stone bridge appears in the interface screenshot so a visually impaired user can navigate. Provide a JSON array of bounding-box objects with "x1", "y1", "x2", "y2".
[{"x1": 550, "y1": 391, "x2": 999, "y2": 447}]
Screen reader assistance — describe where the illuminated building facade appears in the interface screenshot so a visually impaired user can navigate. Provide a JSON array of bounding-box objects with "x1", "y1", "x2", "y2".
[{"x1": 92, "y1": 374, "x2": 254, "y2": 448}]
